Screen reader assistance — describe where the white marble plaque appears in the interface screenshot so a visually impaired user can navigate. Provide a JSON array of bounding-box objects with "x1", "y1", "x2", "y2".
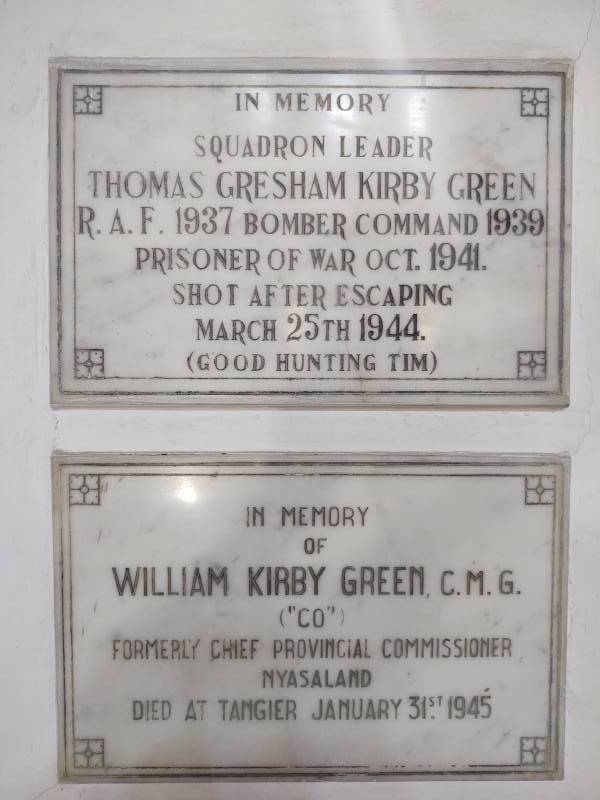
[
  {"x1": 54, "y1": 454, "x2": 567, "y2": 780},
  {"x1": 50, "y1": 60, "x2": 571, "y2": 407}
]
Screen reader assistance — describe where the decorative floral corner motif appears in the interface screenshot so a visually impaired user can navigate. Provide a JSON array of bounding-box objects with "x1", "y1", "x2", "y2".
[
  {"x1": 69, "y1": 475, "x2": 101, "y2": 506},
  {"x1": 520, "y1": 736, "x2": 547, "y2": 766},
  {"x1": 517, "y1": 350, "x2": 546, "y2": 380},
  {"x1": 73, "y1": 86, "x2": 103, "y2": 114},
  {"x1": 525, "y1": 476, "x2": 556, "y2": 505},
  {"x1": 75, "y1": 348, "x2": 104, "y2": 379},
  {"x1": 74, "y1": 738, "x2": 104, "y2": 768},
  {"x1": 520, "y1": 88, "x2": 549, "y2": 117}
]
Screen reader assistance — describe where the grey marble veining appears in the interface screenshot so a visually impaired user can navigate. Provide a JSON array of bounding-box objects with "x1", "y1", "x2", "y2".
[
  {"x1": 49, "y1": 60, "x2": 571, "y2": 407},
  {"x1": 54, "y1": 453, "x2": 567, "y2": 780}
]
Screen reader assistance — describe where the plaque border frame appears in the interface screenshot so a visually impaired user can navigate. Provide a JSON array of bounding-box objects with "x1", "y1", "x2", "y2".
[
  {"x1": 49, "y1": 58, "x2": 572, "y2": 409},
  {"x1": 53, "y1": 452, "x2": 568, "y2": 782}
]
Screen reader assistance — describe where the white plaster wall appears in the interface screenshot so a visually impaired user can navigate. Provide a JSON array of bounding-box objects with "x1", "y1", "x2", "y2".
[{"x1": 0, "y1": 0, "x2": 598, "y2": 797}]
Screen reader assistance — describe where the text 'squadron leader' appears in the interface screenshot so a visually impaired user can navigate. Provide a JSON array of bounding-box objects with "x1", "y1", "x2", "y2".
[{"x1": 50, "y1": 60, "x2": 571, "y2": 406}]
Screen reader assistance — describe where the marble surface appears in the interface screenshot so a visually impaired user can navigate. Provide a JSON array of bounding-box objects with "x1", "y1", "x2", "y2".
[
  {"x1": 3, "y1": 2, "x2": 600, "y2": 799},
  {"x1": 54, "y1": 454, "x2": 567, "y2": 780},
  {"x1": 50, "y1": 61, "x2": 570, "y2": 407}
]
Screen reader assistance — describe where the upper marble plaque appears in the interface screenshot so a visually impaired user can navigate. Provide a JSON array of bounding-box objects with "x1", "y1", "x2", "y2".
[
  {"x1": 54, "y1": 453, "x2": 567, "y2": 780},
  {"x1": 50, "y1": 60, "x2": 571, "y2": 406}
]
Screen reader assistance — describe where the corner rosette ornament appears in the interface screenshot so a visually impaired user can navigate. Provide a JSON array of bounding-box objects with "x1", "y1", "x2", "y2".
[
  {"x1": 75, "y1": 348, "x2": 104, "y2": 378},
  {"x1": 73, "y1": 86, "x2": 103, "y2": 114},
  {"x1": 520, "y1": 88, "x2": 549, "y2": 117}
]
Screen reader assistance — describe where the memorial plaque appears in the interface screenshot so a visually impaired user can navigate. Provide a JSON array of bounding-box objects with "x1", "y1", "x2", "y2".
[
  {"x1": 54, "y1": 453, "x2": 567, "y2": 780},
  {"x1": 50, "y1": 60, "x2": 571, "y2": 407}
]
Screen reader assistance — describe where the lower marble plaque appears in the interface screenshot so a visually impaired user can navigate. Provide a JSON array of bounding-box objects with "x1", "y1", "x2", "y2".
[{"x1": 54, "y1": 454, "x2": 567, "y2": 781}]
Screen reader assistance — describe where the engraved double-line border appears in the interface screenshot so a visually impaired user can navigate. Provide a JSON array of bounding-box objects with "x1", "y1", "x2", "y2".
[{"x1": 53, "y1": 453, "x2": 568, "y2": 781}]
